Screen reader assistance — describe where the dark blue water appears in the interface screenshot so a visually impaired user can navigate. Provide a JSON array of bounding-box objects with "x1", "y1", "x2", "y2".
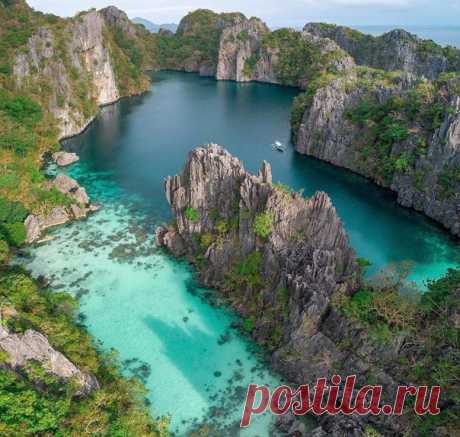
[{"x1": 65, "y1": 71, "x2": 458, "y2": 284}]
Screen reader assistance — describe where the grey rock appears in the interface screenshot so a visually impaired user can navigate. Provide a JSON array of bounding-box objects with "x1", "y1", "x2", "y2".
[
  {"x1": 0, "y1": 318, "x2": 98, "y2": 395},
  {"x1": 156, "y1": 145, "x2": 431, "y2": 435},
  {"x1": 24, "y1": 215, "x2": 41, "y2": 243},
  {"x1": 303, "y1": 23, "x2": 457, "y2": 80},
  {"x1": 13, "y1": 9, "x2": 122, "y2": 139},
  {"x1": 52, "y1": 151, "x2": 80, "y2": 167},
  {"x1": 216, "y1": 19, "x2": 354, "y2": 88},
  {"x1": 54, "y1": 174, "x2": 90, "y2": 205},
  {"x1": 25, "y1": 175, "x2": 97, "y2": 242},
  {"x1": 295, "y1": 71, "x2": 460, "y2": 237}
]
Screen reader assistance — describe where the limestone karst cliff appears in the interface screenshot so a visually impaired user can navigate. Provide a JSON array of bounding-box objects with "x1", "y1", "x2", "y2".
[
  {"x1": 155, "y1": 12, "x2": 460, "y2": 236},
  {"x1": 303, "y1": 23, "x2": 460, "y2": 80},
  {"x1": 156, "y1": 9, "x2": 245, "y2": 76},
  {"x1": 0, "y1": 1, "x2": 157, "y2": 242},
  {"x1": 157, "y1": 145, "x2": 460, "y2": 436},
  {"x1": 156, "y1": 145, "x2": 358, "y2": 353},
  {"x1": 216, "y1": 17, "x2": 354, "y2": 88},
  {"x1": 12, "y1": 5, "x2": 155, "y2": 138},
  {"x1": 294, "y1": 69, "x2": 460, "y2": 237},
  {"x1": 0, "y1": 313, "x2": 99, "y2": 395}
]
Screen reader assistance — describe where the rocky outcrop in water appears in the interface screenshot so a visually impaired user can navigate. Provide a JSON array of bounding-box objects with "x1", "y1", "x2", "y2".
[
  {"x1": 157, "y1": 9, "x2": 246, "y2": 76},
  {"x1": 303, "y1": 23, "x2": 460, "y2": 80},
  {"x1": 295, "y1": 71, "x2": 460, "y2": 237},
  {"x1": 14, "y1": 10, "x2": 118, "y2": 138},
  {"x1": 52, "y1": 151, "x2": 80, "y2": 167},
  {"x1": 156, "y1": 145, "x2": 447, "y2": 436},
  {"x1": 24, "y1": 174, "x2": 98, "y2": 243},
  {"x1": 156, "y1": 145, "x2": 377, "y2": 433},
  {"x1": 216, "y1": 18, "x2": 275, "y2": 83},
  {"x1": 0, "y1": 313, "x2": 98, "y2": 395}
]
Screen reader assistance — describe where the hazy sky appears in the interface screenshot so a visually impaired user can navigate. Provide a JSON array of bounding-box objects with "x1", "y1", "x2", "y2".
[{"x1": 28, "y1": 0, "x2": 460, "y2": 28}]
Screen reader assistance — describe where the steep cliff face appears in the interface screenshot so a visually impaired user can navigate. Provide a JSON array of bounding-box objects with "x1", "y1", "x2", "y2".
[
  {"x1": 12, "y1": 6, "x2": 153, "y2": 139},
  {"x1": 156, "y1": 147, "x2": 364, "y2": 434},
  {"x1": 304, "y1": 23, "x2": 460, "y2": 80},
  {"x1": 216, "y1": 18, "x2": 275, "y2": 83},
  {"x1": 157, "y1": 146, "x2": 358, "y2": 355},
  {"x1": 295, "y1": 70, "x2": 460, "y2": 237},
  {"x1": 156, "y1": 9, "x2": 245, "y2": 76},
  {"x1": 14, "y1": 11, "x2": 118, "y2": 138},
  {"x1": 216, "y1": 19, "x2": 354, "y2": 88},
  {"x1": 156, "y1": 146, "x2": 457, "y2": 436}
]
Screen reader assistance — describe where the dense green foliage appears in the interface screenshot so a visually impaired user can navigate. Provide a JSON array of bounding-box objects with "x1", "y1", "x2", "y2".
[
  {"x1": 225, "y1": 251, "x2": 264, "y2": 291},
  {"x1": 0, "y1": 2, "x2": 169, "y2": 434},
  {"x1": 0, "y1": 197, "x2": 28, "y2": 248},
  {"x1": 0, "y1": 267, "x2": 169, "y2": 436},
  {"x1": 339, "y1": 268, "x2": 460, "y2": 435},
  {"x1": 185, "y1": 206, "x2": 200, "y2": 222},
  {"x1": 262, "y1": 29, "x2": 323, "y2": 86},
  {"x1": 156, "y1": 9, "x2": 244, "y2": 69},
  {"x1": 345, "y1": 79, "x2": 456, "y2": 185},
  {"x1": 253, "y1": 212, "x2": 273, "y2": 239}
]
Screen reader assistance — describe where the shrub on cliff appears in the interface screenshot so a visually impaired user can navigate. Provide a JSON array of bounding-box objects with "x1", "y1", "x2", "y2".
[
  {"x1": 185, "y1": 206, "x2": 199, "y2": 222},
  {"x1": 262, "y1": 29, "x2": 322, "y2": 86},
  {"x1": 253, "y1": 212, "x2": 273, "y2": 239},
  {"x1": 339, "y1": 267, "x2": 460, "y2": 435}
]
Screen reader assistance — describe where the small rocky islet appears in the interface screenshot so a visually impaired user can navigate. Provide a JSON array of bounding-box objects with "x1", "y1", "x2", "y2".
[{"x1": 0, "y1": 1, "x2": 458, "y2": 436}]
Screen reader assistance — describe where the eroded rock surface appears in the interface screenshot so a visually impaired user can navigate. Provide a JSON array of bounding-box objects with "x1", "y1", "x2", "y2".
[
  {"x1": 303, "y1": 24, "x2": 459, "y2": 80},
  {"x1": 156, "y1": 145, "x2": 363, "y2": 432},
  {"x1": 155, "y1": 145, "x2": 443, "y2": 436},
  {"x1": 0, "y1": 315, "x2": 98, "y2": 395},
  {"x1": 25, "y1": 174, "x2": 97, "y2": 243},
  {"x1": 52, "y1": 151, "x2": 80, "y2": 167},
  {"x1": 295, "y1": 72, "x2": 460, "y2": 237},
  {"x1": 216, "y1": 18, "x2": 354, "y2": 88}
]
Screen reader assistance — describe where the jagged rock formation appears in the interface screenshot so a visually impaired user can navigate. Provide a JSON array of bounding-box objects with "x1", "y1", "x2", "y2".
[
  {"x1": 13, "y1": 6, "x2": 154, "y2": 138},
  {"x1": 295, "y1": 71, "x2": 460, "y2": 237},
  {"x1": 24, "y1": 174, "x2": 98, "y2": 242},
  {"x1": 156, "y1": 11, "x2": 459, "y2": 234},
  {"x1": 303, "y1": 23, "x2": 460, "y2": 80},
  {"x1": 156, "y1": 145, "x2": 438, "y2": 436},
  {"x1": 216, "y1": 18, "x2": 275, "y2": 83},
  {"x1": 0, "y1": 313, "x2": 98, "y2": 395},
  {"x1": 216, "y1": 18, "x2": 354, "y2": 88},
  {"x1": 156, "y1": 145, "x2": 360, "y2": 431}
]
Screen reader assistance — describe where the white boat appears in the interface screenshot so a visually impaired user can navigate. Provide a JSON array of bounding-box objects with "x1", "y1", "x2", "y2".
[{"x1": 272, "y1": 141, "x2": 286, "y2": 152}]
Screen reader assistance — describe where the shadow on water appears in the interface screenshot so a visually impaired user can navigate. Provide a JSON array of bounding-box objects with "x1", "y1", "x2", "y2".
[
  {"x1": 64, "y1": 71, "x2": 458, "y2": 284},
  {"x1": 18, "y1": 71, "x2": 458, "y2": 436}
]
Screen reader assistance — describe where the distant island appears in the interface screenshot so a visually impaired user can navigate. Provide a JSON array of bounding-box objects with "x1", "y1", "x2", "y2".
[{"x1": 132, "y1": 17, "x2": 178, "y2": 33}]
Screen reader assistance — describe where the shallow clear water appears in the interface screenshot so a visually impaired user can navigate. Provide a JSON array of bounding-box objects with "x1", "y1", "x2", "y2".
[{"x1": 17, "y1": 71, "x2": 458, "y2": 435}]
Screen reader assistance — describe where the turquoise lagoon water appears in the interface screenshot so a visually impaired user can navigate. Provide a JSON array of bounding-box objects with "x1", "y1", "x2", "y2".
[{"x1": 17, "y1": 72, "x2": 458, "y2": 435}]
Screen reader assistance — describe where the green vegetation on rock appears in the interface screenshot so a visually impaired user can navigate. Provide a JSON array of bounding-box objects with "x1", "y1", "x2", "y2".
[
  {"x1": 253, "y1": 211, "x2": 273, "y2": 239},
  {"x1": 338, "y1": 267, "x2": 460, "y2": 435},
  {"x1": 0, "y1": 267, "x2": 169, "y2": 436},
  {"x1": 156, "y1": 9, "x2": 244, "y2": 70},
  {"x1": 262, "y1": 29, "x2": 322, "y2": 86},
  {"x1": 0, "y1": 2, "x2": 168, "y2": 434},
  {"x1": 185, "y1": 206, "x2": 199, "y2": 222}
]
